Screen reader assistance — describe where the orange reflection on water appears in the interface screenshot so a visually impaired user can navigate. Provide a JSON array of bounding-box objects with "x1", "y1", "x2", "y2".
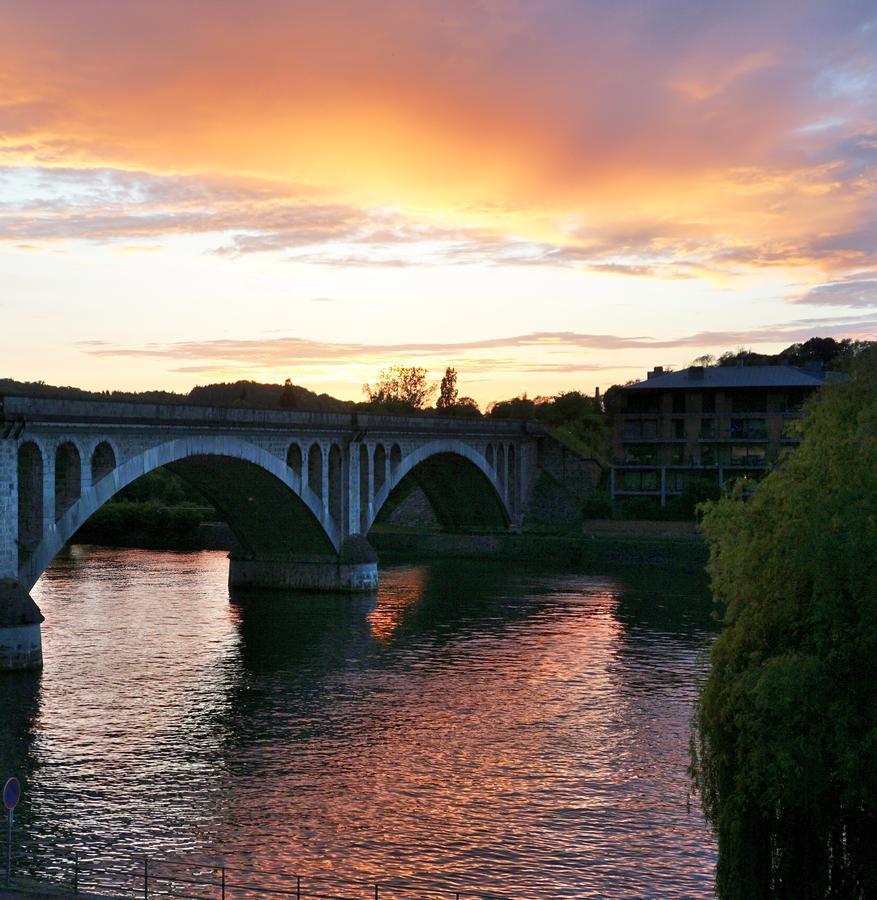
[{"x1": 366, "y1": 565, "x2": 429, "y2": 643}]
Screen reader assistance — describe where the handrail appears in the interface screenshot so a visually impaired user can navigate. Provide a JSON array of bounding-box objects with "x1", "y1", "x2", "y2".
[{"x1": 24, "y1": 850, "x2": 518, "y2": 900}]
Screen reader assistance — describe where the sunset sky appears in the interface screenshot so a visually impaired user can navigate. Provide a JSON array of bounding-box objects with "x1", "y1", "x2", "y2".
[{"x1": 2, "y1": 0, "x2": 876, "y2": 405}]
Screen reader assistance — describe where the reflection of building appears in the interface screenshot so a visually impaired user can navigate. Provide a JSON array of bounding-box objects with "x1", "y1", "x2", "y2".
[{"x1": 610, "y1": 364, "x2": 831, "y2": 506}]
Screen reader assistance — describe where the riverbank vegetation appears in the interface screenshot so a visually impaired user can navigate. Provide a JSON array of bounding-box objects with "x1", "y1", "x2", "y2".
[
  {"x1": 73, "y1": 468, "x2": 216, "y2": 550},
  {"x1": 691, "y1": 347, "x2": 877, "y2": 897}
]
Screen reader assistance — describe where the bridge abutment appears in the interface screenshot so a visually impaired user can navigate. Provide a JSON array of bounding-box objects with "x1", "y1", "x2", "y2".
[{"x1": 228, "y1": 535, "x2": 378, "y2": 593}]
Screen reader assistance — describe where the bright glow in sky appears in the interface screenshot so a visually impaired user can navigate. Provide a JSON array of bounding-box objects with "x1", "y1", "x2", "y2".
[{"x1": 2, "y1": 0, "x2": 876, "y2": 404}]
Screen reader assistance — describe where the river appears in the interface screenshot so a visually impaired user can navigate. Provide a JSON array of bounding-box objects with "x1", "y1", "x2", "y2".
[{"x1": 0, "y1": 546, "x2": 717, "y2": 897}]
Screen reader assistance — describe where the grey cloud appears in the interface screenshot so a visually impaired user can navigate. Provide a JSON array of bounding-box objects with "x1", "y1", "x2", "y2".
[{"x1": 797, "y1": 279, "x2": 877, "y2": 307}]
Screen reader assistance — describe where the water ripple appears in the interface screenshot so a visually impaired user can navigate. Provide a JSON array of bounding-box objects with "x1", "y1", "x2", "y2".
[{"x1": 0, "y1": 547, "x2": 719, "y2": 897}]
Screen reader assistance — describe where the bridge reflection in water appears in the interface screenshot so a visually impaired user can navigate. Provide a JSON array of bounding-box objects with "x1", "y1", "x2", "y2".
[{"x1": 2, "y1": 546, "x2": 717, "y2": 898}]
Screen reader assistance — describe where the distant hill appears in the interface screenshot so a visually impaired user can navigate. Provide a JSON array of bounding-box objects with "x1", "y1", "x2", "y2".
[{"x1": 0, "y1": 377, "x2": 354, "y2": 413}]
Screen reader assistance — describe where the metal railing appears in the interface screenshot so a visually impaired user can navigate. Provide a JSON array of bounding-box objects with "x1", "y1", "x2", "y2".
[{"x1": 22, "y1": 852, "x2": 516, "y2": 900}]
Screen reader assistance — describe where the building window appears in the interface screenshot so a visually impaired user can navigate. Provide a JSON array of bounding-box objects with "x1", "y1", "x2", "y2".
[
  {"x1": 730, "y1": 445, "x2": 766, "y2": 466},
  {"x1": 628, "y1": 394, "x2": 660, "y2": 414},
  {"x1": 702, "y1": 392, "x2": 716, "y2": 413},
  {"x1": 619, "y1": 469, "x2": 659, "y2": 492},
  {"x1": 730, "y1": 418, "x2": 767, "y2": 439},
  {"x1": 672, "y1": 418, "x2": 685, "y2": 439},
  {"x1": 701, "y1": 446, "x2": 716, "y2": 466},
  {"x1": 667, "y1": 445, "x2": 685, "y2": 465},
  {"x1": 731, "y1": 391, "x2": 767, "y2": 413},
  {"x1": 667, "y1": 470, "x2": 689, "y2": 492},
  {"x1": 625, "y1": 445, "x2": 658, "y2": 464},
  {"x1": 622, "y1": 418, "x2": 658, "y2": 440},
  {"x1": 672, "y1": 392, "x2": 686, "y2": 414},
  {"x1": 700, "y1": 418, "x2": 716, "y2": 439}
]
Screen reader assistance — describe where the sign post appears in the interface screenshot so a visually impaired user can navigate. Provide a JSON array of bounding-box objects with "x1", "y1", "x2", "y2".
[{"x1": 3, "y1": 778, "x2": 21, "y2": 889}]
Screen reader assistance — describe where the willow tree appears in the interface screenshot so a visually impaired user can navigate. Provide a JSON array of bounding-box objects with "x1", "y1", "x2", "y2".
[{"x1": 692, "y1": 349, "x2": 877, "y2": 897}]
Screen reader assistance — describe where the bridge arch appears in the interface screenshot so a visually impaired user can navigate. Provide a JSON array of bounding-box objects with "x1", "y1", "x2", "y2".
[
  {"x1": 19, "y1": 436, "x2": 337, "y2": 591},
  {"x1": 307, "y1": 443, "x2": 323, "y2": 500},
  {"x1": 91, "y1": 441, "x2": 117, "y2": 484},
  {"x1": 374, "y1": 444, "x2": 387, "y2": 493},
  {"x1": 328, "y1": 443, "x2": 342, "y2": 526},
  {"x1": 286, "y1": 442, "x2": 303, "y2": 479},
  {"x1": 17, "y1": 442, "x2": 43, "y2": 561},
  {"x1": 369, "y1": 439, "x2": 510, "y2": 534},
  {"x1": 55, "y1": 441, "x2": 82, "y2": 522}
]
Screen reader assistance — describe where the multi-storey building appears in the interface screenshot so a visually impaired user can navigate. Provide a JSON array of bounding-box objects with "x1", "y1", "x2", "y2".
[{"x1": 610, "y1": 364, "x2": 831, "y2": 506}]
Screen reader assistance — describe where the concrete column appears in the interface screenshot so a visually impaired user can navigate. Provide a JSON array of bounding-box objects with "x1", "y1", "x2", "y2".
[
  {"x1": 380, "y1": 448, "x2": 389, "y2": 495},
  {"x1": 660, "y1": 467, "x2": 667, "y2": 507},
  {"x1": 0, "y1": 441, "x2": 43, "y2": 670},
  {"x1": 80, "y1": 443, "x2": 93, "y2": 495},
  {"x1": 346, "y1": 442, "x2": 358, "y2": 538},
  {"x1": 301, "y1": 446, "x2": 309, "y2": 494},
  {"x1": 42, "y1": 443, "x2": 55, "y2": 536},
  {"x1": 506, "y1": 444, "x2": 520, "y2": 525},
  {"x1": 321, "y1": 443, "x2": 330, "y2": 521},
  {"x1": 366, "y1": 444, "x2": 375, "y2": 530}
]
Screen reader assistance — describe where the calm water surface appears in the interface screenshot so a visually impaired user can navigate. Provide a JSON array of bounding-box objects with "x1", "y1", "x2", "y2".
[{"x1": 0, "y1": 546, "x2": 717, "y2": 897}]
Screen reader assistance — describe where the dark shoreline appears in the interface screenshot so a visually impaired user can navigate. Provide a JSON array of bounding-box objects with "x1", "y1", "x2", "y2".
[
  {"x1": 369, "y1": 527, "x2": 708, "y2": 574},
  {"x1": 73, "y1": 501, "x2": 707, "y2": 576}
]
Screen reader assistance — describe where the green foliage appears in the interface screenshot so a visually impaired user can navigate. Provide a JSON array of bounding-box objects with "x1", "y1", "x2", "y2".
[
  {"x1": 74, "y1": 502, "x2": 209, "y2": 550},
  {"x1": 487, "y1": 394, "x2": 538, "y2": 419},
  {"x1": 362, "y1": 366, "x2": 436, "y2": 411},
  {"x1": 488, "y1": 390, "x2": 612, "y2": 465},
  {"x1": 115, "y1": 467, "x2": 208, "y2": 506},
  {"x1": 581, "y1": 490, "x2": 613, "y2": 519},
  {"x1": 692, "y1": 349, "x2": 877, "y2": 897},
  {"x1": 439, "y1": 396, "x2": 482, "y2": 417},
  {"x1": 663, "y1": 477, "x2": 721, "y2": 520},
  {"x1": 189, "y1": 379, "x2": 351, "y2": 412},
  {"x1": 714, "y1": 337, "x2": 869, "y2": 371}
]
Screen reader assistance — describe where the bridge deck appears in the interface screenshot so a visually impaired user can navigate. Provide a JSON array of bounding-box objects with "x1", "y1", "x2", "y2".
[{"x1": 0, "y1": 394, "x2": 540, "y2": 437}]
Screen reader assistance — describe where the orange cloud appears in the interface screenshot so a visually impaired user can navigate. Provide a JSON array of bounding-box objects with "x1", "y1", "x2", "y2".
[{"x1": 0, "y1": 1, "x2": 874, "y2": 280}]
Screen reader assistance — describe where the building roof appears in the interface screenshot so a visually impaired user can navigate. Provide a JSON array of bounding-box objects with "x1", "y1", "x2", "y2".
[{"x1": 626, "y1": 364, "x2": 830, "y2": 391}]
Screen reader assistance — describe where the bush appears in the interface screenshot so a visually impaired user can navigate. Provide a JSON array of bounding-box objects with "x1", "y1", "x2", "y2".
[{"x1": 74, "y1": 502, "x2": 208, "y2": 550}]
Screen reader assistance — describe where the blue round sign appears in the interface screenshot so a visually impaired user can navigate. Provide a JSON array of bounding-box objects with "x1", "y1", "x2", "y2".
[{"x1": 2, "y1": 778, "x2": 20, "y2": 810}]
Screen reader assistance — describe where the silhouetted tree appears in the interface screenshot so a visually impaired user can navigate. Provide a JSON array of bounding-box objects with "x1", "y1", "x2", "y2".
[
  {"x1": 362, "y1": 366, "x2": 435, "y2": 410},
  {"x1": 436, "y1": 367, "x2": 459, "y2": 410},
  {"x1": 440, "y1": 396, "x2": 481, "y2": 417},
  {"x1": 279, "y1": 377, "x2": 297, "y2": 409},
  {"x1": 487, "y1": 395, "x2": 537, "y2": 419}
]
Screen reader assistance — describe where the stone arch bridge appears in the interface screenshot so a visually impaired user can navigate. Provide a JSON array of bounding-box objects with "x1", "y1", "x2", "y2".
[{"x1": 0, "y1": 394, "x2": 597, "y2": 669}]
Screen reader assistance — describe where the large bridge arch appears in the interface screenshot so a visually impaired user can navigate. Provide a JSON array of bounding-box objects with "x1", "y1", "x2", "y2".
[
  {"x1": 20, "y1": 436, "x2": 337, "y2": 592},
  {"x1": 369, "y1": 439, "x2": 511, "y2": 534}
]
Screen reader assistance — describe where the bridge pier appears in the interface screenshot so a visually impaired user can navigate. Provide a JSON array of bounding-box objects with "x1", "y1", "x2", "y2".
[
  {"x1": 0, "y1": 580, "x2": 44, "y2": 670},
  {"x1": 228, "y1": 535, "x2": 378, "y2": 593}
]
